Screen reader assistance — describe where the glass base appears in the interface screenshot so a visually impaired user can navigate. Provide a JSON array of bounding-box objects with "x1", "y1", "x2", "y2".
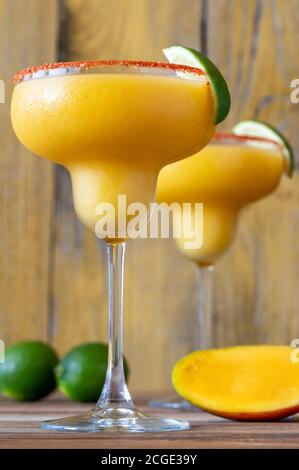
[
  {"x1": 41, "y1": 405, "x2": 190, "y2": 433},
  {"x1": 149, "y1": 395, "x2": 197, "y2": 411}
]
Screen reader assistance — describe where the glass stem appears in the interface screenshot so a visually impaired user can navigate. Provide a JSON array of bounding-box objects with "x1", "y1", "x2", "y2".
[
  {"x1": 97, "y1": 242, "x2": 134, "y2": 409},
  {"x1": 198, "y1": 265, "x2": 214, "y2": 350}
]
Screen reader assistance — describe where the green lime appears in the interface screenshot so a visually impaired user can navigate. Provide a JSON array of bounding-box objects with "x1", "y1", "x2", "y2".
[
  {"x1": 56, "y1": 342, "x2": 130, "y2": 402},
  {"x1": 233, "y1": 120, "x2": 295, "y2": 177},
  {"x1": 163, "y1": 45, "x2": 231, "y2": 124},
  {"x1": 0, "y1": 341, "x2": 58, "y2": 401}
]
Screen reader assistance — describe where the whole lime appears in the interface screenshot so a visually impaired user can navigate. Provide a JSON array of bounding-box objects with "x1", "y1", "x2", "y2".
[
  {"x1": 56, "y1": 342, "x2": 130, "y2": 402},
  {"x1": 0, "y1": 341, "x2": 59, "y2": 401}
]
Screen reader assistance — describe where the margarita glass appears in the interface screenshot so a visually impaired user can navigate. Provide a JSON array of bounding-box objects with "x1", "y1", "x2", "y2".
[
  {"x1": 151, "y1": 132, "x2": 287, "y2": 409},
  {"x1": 11, "y1": 60, "x2": 216, "y2": 432}
]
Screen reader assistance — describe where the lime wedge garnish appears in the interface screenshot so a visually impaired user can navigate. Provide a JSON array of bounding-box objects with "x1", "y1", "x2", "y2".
[
  {"x1": 163, "y1": 46, "x2": 231, "y2": 125},
  {"x1": 233, "y1": 120, "x2": 294, "y2": 177}
]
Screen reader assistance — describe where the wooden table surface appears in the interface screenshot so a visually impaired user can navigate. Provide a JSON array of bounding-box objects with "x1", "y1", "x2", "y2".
[{"x1": 0, "y1": 393, "x2": 299, "y2": 449}]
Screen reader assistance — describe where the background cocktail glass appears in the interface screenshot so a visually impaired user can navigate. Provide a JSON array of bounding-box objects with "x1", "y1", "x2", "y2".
[
  {"x1": 11, "y1": 60, "x2": 215, "y2": 432},
  {"x1": 150, "y1": 132, "x2": 286, "y2": 410}
]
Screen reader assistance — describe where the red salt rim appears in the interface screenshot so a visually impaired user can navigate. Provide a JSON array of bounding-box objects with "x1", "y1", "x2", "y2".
[
  {"x1": 213, "y1": 132, "x2": 283, "y2": 152},
  {"x1": 13, "y1": 59, "x2": 207, "y2": 84}
]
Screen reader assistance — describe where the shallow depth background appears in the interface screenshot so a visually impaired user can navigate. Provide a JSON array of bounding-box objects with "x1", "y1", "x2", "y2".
[{"x1": 1, "y1": 0, "x2": 299, "y2": 391}]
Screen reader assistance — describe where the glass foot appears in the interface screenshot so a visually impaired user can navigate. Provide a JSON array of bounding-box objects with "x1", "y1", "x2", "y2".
[
  {"x1": 41, "y1": 405, "x2": 190, "y2": 433},
  {"x1": 149, "y1": 395, "x2": 197, "y2": 411}
]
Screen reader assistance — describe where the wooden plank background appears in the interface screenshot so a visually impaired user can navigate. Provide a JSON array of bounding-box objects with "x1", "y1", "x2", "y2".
[
  {"x1": 0, "y1": 0, "x2": 57, "y2": 343},
  {"x1": 0, "y1": 0, "x2": 299, "y2": 391}
]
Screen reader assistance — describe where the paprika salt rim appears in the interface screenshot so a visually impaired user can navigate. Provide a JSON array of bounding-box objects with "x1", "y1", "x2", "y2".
[
  {"x1": 213, "y1": 132, "x2": 284, "y2": 152},
  {"x1": 13, "y1": 60, "x2": 208, "y2": 84}
]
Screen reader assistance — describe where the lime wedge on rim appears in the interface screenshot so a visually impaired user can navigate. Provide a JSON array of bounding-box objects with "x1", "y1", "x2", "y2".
[
  {"x1": 233, "y1": 120, "x2": 294, "y2": 177},
  {"x1": 163, "y1": 46, "x2": 231, "y2": 125}
]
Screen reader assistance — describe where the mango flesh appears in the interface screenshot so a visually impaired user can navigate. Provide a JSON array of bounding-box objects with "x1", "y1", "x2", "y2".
[{"x1": 172, "y1": 345, "x2": 299, "y2": 421}]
